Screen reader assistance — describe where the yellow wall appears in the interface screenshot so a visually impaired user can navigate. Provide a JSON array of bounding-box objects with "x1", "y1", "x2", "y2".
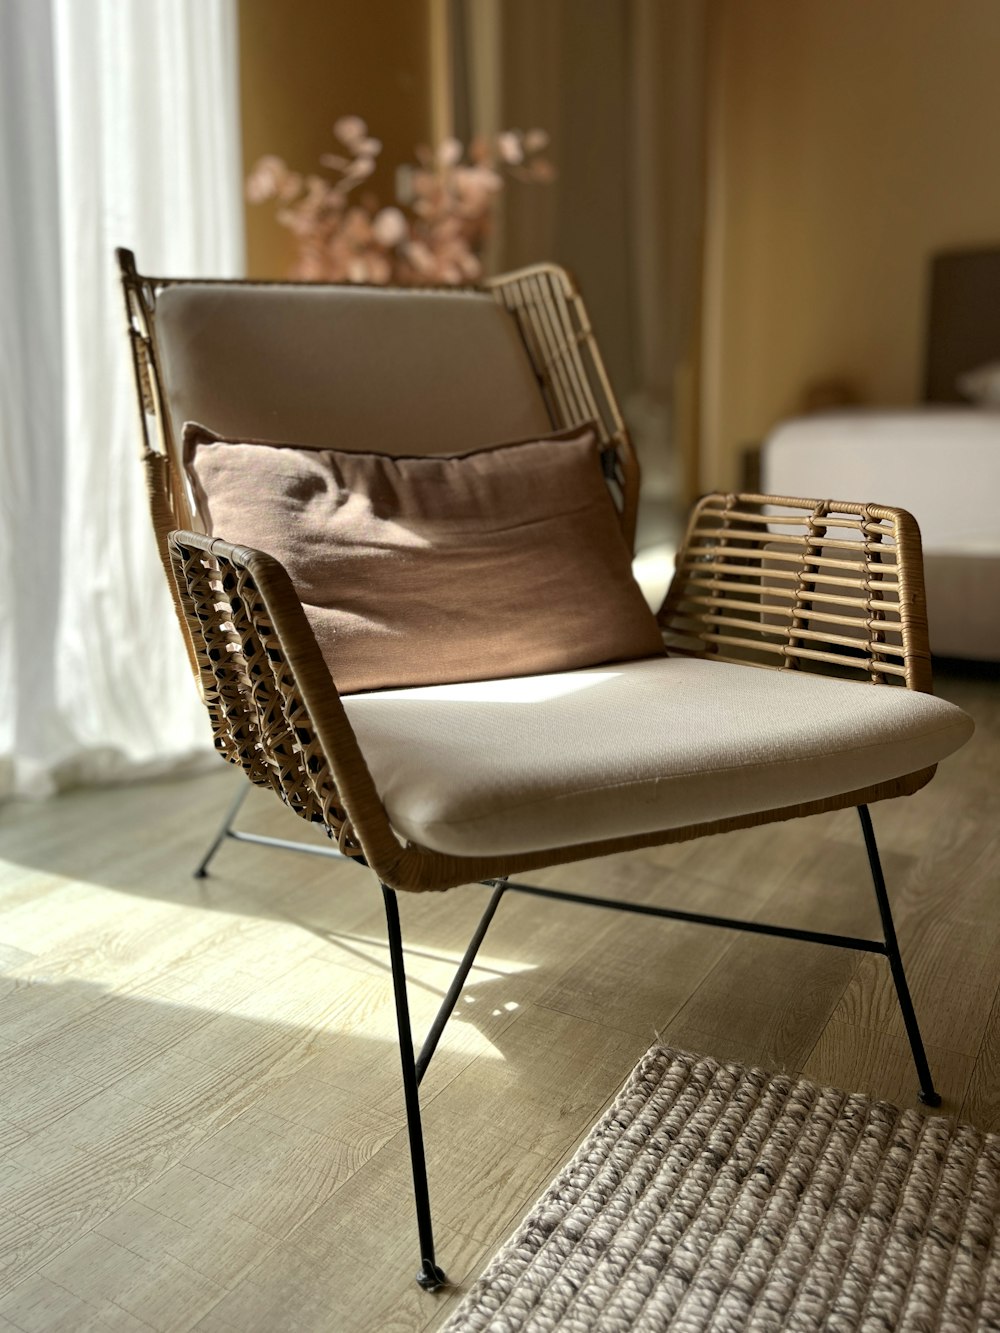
[
  {"x1": 701, "y1": 0, "x2": 1000, "y2": 491},
  {"x1": 239, "y1": 0, "x2": 433, "y2": 277}
]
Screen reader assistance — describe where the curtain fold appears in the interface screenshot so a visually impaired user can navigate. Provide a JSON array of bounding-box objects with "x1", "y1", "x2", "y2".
[
  {"x1": 0, "y1": 0, "x2": 65, "y2": 800},
  {"x1": 1, "y1": 0, "x2": 243, "y2": 801},
  {"x1": 450, "y1": 0, "x2": 708, "y2": 507}
]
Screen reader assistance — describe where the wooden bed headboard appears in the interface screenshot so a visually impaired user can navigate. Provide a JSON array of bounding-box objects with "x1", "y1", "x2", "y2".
[{"x1": 924, "y1": 246, "x2": 1000, "y2": 402}]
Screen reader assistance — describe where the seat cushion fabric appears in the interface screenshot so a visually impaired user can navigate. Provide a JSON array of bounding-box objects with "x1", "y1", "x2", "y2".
[
  {"x1": 187, "y1": 423, "x2": 664, "y2": 695},
  {"x1": 342, "y1": 658, "x2": 974, "y2": 857},
  {"x1": 156, "y1": 283, "x2": 553, "y2": 457}
]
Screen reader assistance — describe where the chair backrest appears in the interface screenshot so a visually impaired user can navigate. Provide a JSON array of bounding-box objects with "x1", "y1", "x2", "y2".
[
  {"x1": 153, "y1": 282, "x2": 552, "y2": 458},
  {"x1": 118, "y1": 252, "x2": 639, "y2": 551}
]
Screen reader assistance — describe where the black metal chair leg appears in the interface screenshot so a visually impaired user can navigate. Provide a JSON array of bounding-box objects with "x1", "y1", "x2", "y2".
[
  {"x1": 193, "y1": 781, "x2": 250, "y2": 878},
  {"x1": 858, "y1": 805, "x2": 942, "y2": 1107},
  {"x1": 381, "y1": 884, "x2": 448, "y2": 1292},
  {"x1": 415, "y1": 880, "x2": 506, "y2": 1085}
]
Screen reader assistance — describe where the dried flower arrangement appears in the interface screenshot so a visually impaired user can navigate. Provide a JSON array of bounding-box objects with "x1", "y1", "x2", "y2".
[{"x1": 247, "y1": 115, "x2": 554, "y2": 285}]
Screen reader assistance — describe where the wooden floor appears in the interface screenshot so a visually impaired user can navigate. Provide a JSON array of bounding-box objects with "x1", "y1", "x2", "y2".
[{"x1": 0, "y1": 663, "x2": 997, "y2": 1331}]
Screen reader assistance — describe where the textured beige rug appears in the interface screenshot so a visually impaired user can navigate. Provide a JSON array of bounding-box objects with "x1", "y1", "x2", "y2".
[{"x1": 442, "y1": 1047, "x2": 1000, "y2": 1331}]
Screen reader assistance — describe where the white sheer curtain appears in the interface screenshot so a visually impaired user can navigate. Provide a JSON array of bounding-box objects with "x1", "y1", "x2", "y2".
[{"x1": 0, "y1": 0, "x2": 244, "y2": 801}]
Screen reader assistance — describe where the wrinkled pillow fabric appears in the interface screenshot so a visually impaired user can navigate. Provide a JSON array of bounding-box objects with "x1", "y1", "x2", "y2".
[{"x1": 184, "y1": 423, "x2": 664, "y2": 694}]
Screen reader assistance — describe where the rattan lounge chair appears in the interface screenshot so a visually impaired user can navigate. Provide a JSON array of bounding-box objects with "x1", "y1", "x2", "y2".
[{"x1": 117, "y1": 249, "x2": 972, "y2": 1291}]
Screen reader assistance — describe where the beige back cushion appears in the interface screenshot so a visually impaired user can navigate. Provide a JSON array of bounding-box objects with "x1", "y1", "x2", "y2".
[{"x1": 154, "y1": 283, "x2": 553, "y2": 458}]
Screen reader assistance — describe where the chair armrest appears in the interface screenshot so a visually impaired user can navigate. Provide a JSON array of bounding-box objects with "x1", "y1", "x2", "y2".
[
  {"x1": 657, "y1": 492, "x2": 932, "y2": 692},
  {"x1": 167, "y1": 530, "x2": 406, "y2": 875}
]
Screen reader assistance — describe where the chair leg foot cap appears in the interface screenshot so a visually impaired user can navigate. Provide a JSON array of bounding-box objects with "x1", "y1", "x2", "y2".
[
  {"x1": 416, "y1": 1262, "x2": 448, "y2": 1292},
  {"x1": 919, "y1": 1089, "x2": 942, "y2": 1107},
  {"x1": 192, "y1": 869, "x2": 209, "y2": 879}
]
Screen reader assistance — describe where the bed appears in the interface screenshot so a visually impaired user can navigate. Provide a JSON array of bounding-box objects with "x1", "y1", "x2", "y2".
[{"x1": 762, "y1": 248, "x2": 1000, "y2": 661}]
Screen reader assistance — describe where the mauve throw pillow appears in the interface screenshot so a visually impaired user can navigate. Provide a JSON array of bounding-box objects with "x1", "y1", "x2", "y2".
[{"x1": 185, "y1": 423, "x2": 664, "y2": 694}]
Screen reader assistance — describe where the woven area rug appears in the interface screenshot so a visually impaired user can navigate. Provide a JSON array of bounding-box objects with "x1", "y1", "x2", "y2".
[{"x1": 442, "y1": 1047, "x2": 1000, "y2": 1331}]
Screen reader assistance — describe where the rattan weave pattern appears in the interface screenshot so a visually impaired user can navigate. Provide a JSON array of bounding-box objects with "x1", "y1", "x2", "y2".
[
  {"x1": 486, "y1": 265, "x2": 638, "y2": 544},
  {"x1": 659, "y1": 493, "x2": 932, "y2": 693},
  {"x1": 169, "y1": 535, "x2": 364, "y2": 857},
  {"x1": 442, "y1": 1048, "x2": 1000, "y2": 1332}
]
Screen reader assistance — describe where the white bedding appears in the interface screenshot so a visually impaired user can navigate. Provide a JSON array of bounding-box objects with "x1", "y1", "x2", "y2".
[
  {"x1": 763, "y1": 408, "x2": 1000, "y2": 553},
  {"x1": 761, "y1": 408, "x2": 1000, "y2": 659}
]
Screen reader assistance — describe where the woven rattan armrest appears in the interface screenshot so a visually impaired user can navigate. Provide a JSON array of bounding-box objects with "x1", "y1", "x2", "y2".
[
  {"x1": 167, "y1": 531, "x2": 408, "y2": 878},
  {"x1": 657, "y1": 492, "x2": 933, "y2": 693}
]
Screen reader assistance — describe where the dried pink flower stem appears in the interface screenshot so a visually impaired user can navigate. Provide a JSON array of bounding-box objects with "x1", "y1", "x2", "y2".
[{"x1": 246, "y1": 117, "x2": 554, "y2": 284}]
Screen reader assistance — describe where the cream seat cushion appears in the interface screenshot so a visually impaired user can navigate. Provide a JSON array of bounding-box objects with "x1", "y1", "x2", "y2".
[{"x1": 342, "y1": 659, "x2": 974, "y2": 857}]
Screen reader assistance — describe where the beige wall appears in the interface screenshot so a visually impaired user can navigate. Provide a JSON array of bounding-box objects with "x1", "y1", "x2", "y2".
[
  {"x1": 701, "y1": 0, "x2": 1000, "y2": 491},
  {"x1": 239, "y1": 0, "x2": 433, "y2": 278}
]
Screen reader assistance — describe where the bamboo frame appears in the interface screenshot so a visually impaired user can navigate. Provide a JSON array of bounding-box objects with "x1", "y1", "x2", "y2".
[{"x1": 121, "y1": 251, "x2": 938, "y2": 896}]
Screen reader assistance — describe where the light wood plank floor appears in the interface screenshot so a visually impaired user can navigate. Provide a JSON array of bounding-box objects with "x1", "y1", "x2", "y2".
[{"x1": 0, "y1": 664, "x2": 997, "y2": 1331}]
